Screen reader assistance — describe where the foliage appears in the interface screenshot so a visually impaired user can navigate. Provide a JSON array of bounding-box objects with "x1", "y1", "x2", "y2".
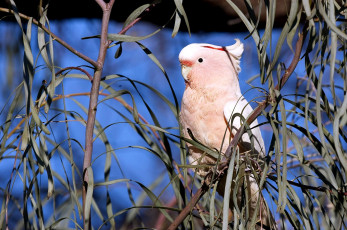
[{"x1": 0, "y1": 0, "x2": 347, "y2": 229}]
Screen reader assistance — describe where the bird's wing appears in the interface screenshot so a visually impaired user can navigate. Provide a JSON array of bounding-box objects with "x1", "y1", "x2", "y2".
[
  {"x1": 222, "y1": 98, "x2": 277, "y2": 229},
  {"x1": 223, "y1": 97, "x2": 265, "y2": 157}
]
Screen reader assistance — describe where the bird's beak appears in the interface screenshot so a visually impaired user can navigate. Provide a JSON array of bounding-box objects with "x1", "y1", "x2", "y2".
[{"x1": 181, "y1": 64, "x2": 191, "y2": 83}]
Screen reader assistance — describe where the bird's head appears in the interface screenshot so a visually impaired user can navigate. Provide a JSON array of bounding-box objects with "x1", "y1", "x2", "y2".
[{"x1": 178, "y1": 39, "x2": 244, "y2": 89}]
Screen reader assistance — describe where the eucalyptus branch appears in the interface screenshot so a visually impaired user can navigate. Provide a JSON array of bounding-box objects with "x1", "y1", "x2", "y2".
[
  {"x1": 55, "y1": 67, "x2": 93, "y2": 81},
  {"x1": 1, "y1": 5, "x2": 157, "y2": 227},
  {"x1": 95, "y1": 0, "x2": 107, "y2": 9},
  {"x1": 0, "y1": 7, "x2": 99, "y2": 68},
  {"x1": 7, "y1": 90, "x2": 159, "y2": 143},
  {"x1": 82, "y1": 2, "x2": 115, "y2": 229},
  {"x1": 118, "y1": 3, "x2": 156, "y2": 35},
  {"x1": 0, "y1": 2, "x2": 152, "y2": 68},
  {"x1": 82, "y1": 0, "x2": 156, "y2": 228},
  {"x1": 167, "y1": 24, "x2": 308, "y2": 230}
]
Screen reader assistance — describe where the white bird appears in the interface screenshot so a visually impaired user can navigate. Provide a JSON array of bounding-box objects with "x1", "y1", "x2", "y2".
[{"x1": 179, "y1": 39, "x2": 276, "y2": 229}]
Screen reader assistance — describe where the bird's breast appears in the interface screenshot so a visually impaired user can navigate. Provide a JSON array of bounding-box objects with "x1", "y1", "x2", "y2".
[{"x1": 180, "y1": 87, "x2": 231, "y2": 151}]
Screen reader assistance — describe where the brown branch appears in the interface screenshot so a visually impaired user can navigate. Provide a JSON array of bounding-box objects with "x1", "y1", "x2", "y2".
[
  {"x1": 2, "y1": 2, "x2": 154, "y2": 141},
  {"x1": 118, "y1": 4, "x2": 155, "y2": 35},
  {"x1": 0, "y1": 7, "x2": 99, "y2": 68},
  {"x1": 167, "y1": 174, "x2": 214, "y2": 230},
  {"x1": 0, "y1": 2, "x2": 151, "y2": 68},
  {"x1": 55, "y1": 67, "x2": 93, "y2": 81},
  {"x1": 118, "y1": 17, "x2": 143, "y2": 35},
  {"x1": 155, "y1": 196, "x2": 178, "y2": 230},
  {"x1": 7, "y1": 91, "x2": 163, "y2": 147},
  {"x1": 3, "y1": 1, "x2": 152, "y2": 229},
  {"x1": 83, "y1": 2, "x2": 115, "y2": 229},
  {"x1": 156, "y1": 162, "x2": 194, "y2": 229},
  {"x1": 167, "y1": 24, "x2": 309, "y2": 230},
  {"x1": 95, "y1": 0, "x2": 107, "y2": 9},
  {"x1": 83, "y1": 2, "x2": 154, "y2": 228}
]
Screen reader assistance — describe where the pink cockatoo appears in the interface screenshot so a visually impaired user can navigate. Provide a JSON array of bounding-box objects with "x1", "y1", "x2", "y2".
[{"x1": 179, "y1": 40, "x2": 276, "y2": 229}]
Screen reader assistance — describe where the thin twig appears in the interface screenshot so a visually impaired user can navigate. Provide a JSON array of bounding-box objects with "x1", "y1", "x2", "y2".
[
  {"x1": 167, "y1": 23, "x2": 309, "y2": 230},
  {"x1": 267, "y1": 175, "x2": 347, "y2": 196},
  {"x1": 2, "y1": 1, "x2": 154, "y2": 229},
  {"x1": 0, "y1": 7, "x2": 99, "y2": 68},
  {"x1": 118, "y1": 4, "x2": 155, "y2": 35},
  {"x1": 55, "y1": 67, "x2": 93, "y2": 81},
  {"x1": 7, "y1": 91, "x2": 163, "y2": 149},
  {"x1": 5, "y1": 138, "x2": 22, "y2": 230}
]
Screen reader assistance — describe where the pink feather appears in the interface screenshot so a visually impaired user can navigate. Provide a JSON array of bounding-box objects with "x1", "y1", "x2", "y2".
[{"x1": 179, "y1": 40, "x2": 276, "y2": 229}]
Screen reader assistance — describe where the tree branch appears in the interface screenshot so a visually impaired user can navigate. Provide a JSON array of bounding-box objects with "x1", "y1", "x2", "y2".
[
  {"x1": 95, "y1": 0, "x2": 106, "y2": 9},
  {"x1": 167, "y1": 174, "x2": 213, "y2": 230},
  {"x1": 0, "y1": 7, "x2": 99, "y2": 68},
  {"x1": 167, "y1": 24, "x2": 308, "y2": 230},
  {"x1": 118, "y1": 3, "x2": 156, "y2": 35},
  {"x1": 2, "y1": 1, "x2": 152, "y2": 229},
  {"x1": 82, "y1": 0, "x2": 150, "y2": 228},
  {"x1": 55, "y1": 66, "x2": 93, "y2": 81},
  {"x1": 82, "y1": 1, "x2": 115, "y2": 228}
]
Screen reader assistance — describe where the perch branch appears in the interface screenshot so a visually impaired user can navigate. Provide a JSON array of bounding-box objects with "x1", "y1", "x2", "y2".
[{"x1": 167, "y1": 24, "x2": 308, "y2": 230}]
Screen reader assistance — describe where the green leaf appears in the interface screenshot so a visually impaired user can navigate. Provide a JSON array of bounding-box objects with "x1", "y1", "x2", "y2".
[
  {"x1": 84, "y1": 166, "x2": 94, "y2": 227},
  {"x1": 222, "y1": 147, "x2": 238, "y2": 229},
  {"x1": 0, "y1": 83, "x2": 23, "y2": 155},
  {"x1": 172, "y1": 0, "x2": 190, "y2": 37},
  {"x1": 107, "y1": 28, "x2": 161, "y2": 42},
  {"x1": 287, "y1": 6, "x2": 302, "y2": 52},
  {"x1": 114, "y1": 43, "x2": 122, "y2": 59},
  {"x1": 269, "y1": 0, "x2": 299, "y2": 76},
  {"x1": 123, "y1": 4, "x2": 150, "y2": 29},
  {"x1": 317, "y1": 1, "x2": 347, "y2": 40}
]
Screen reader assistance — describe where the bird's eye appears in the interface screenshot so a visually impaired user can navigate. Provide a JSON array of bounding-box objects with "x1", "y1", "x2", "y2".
[{"x1": 198, "y1": 58, "x2": 203, "y2": 63}]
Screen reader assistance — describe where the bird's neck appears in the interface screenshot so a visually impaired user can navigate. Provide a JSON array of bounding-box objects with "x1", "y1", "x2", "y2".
[
  {"x1": 194, "y1": 84, "x2": 242, "y2": 103},
  {"x1": 208, "y1": 80, "x2": 241, "y2": 97}
]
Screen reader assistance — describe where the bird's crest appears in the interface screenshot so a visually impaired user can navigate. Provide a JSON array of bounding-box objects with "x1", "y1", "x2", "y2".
[
  {"x1": 202, "y1": 39, "x2": 244, "y2": 73},
  {"x1": 225, "y1": 39, "x2": 244, "y2": 60},
  {"x1": 225, "y1": 39, "x2": 243, "y2": 73}
]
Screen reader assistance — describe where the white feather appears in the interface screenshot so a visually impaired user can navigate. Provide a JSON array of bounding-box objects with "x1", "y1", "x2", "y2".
[
  {"x1": 225, "y1": 39, "x2": 244, "y2": 73},
  {"x1": 223, "y1": 97, "x2": 265, "y2": 157}
]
